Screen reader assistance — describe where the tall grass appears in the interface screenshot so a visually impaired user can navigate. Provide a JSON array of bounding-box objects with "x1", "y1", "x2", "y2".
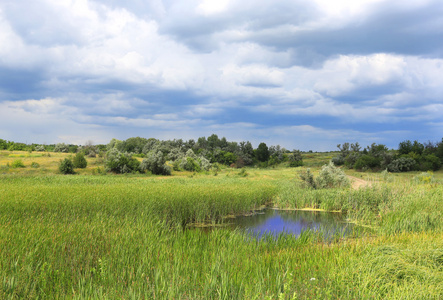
[
  {"x1": 1, "y1": 169, "x2": 442, "y2": 298},
  {"x1": 276, "y1": 179, "x2": 443, "y2": 233}
]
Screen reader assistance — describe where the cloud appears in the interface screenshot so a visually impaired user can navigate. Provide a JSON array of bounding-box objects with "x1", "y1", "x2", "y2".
[{"x1": 0, "y1": 0, "x2": 442, "y2": 150}]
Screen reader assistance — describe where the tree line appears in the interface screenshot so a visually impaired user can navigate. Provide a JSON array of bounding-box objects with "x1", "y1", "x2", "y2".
[
  {"x1": 2, "y1": 136, "x2": 442, "y2": 174},
  {"x1": 332, "y1": 139, "x2": 443, "y2": 172}
]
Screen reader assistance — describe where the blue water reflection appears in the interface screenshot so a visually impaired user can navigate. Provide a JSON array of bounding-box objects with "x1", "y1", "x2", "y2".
[{"x1": 229, "y1": 209, "x2": 353, "y2": 239}]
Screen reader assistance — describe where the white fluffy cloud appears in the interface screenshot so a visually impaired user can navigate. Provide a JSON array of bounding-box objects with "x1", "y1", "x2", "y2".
[{"x1": 0, "y1": 0, "x2": 442, "y2": 149}]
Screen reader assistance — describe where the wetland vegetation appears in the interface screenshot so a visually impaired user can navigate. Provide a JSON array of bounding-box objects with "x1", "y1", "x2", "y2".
[{"x1": 0, "y1": 138, "x2": 442, "y2": 299}]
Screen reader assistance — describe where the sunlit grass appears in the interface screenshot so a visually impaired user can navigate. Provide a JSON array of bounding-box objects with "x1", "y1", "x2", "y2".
[{"x1": 0, "y1": 151, "x2": 442, "y2": 298}]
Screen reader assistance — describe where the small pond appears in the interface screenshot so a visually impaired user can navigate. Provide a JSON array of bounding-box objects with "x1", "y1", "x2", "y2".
[{"x1": 224, "y1": 209, "x2": 354, "y2": 239}]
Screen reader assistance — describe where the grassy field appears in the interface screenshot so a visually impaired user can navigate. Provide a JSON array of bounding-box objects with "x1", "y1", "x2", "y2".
[{"x1": 0, "y1": 151, "x2": 442, "y2": 299}]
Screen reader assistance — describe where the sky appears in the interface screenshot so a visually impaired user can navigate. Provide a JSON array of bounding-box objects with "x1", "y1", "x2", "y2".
[{"x1": 0, "y1": 0, "x2": 442, "y2": 151}]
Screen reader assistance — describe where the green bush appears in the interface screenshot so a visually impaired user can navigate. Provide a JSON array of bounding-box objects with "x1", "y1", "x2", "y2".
[
  {"x1": 419, "y1": 154, "x2": 441, "y2": 171},
  {"x1": 181, "y1": 157, "x2": 201, "y2": 172},
  {"x1": 11, "y1": 159, "x2": 25, "y2": 168},
  {"x1": 140, "y1": 151, "x2": 171, "y2": 175},
  {"x1": 289, "y1": 160, "x2": 303, "y2": 167},
  {"x1": 315, "y1": 161, "x2": 350, "y2": 188},
  {"x1": 73, "y1": 152, "x2": 87, "y2": 168},
  {"x1": 387, "y1": 157, "x2": 416, "y2": 172},
  {"x1": 413, "y1": 172, "x2": 436, "y2": 184},
  {"x1": 299, "y1": 162, "x2": 349, "y2": 189},
  {"x1": 298, "y1": 168, "x2": 316, "y2": 189},
  {"x1": 59, "y1": 158, "x2": 75, "y2": 174},
  {"x1": 353, "y1": 155, "x2": 380, "y2": 170},
  {"x1": 31, "y1": 162, "x2": 40, "y2": 168},
  {"x1": 54, "y1": 143, "x2": 69, "y2": 153},
  {"x1": 105, "y1": 149, "x2": 140, "y2": 174}
]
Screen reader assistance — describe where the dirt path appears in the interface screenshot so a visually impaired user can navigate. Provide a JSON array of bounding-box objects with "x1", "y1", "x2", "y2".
[{"x1": 348, "y1": 176, "x2": 372, "y2": 190}]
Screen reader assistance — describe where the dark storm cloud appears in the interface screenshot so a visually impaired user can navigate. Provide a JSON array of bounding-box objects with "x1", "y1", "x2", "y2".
[
  {"x1": 0, "y1": 67, "x2": 48, "y2": 100},
  {"x1": 248, "y1": 1, "x2": 443, "y2": 66},
  {"x1": 0, "y1": 0, "x2": 442, "y2": 149}
]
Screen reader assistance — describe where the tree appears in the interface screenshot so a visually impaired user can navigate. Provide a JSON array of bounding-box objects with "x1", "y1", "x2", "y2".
[
  {"x1": 255, "y1": 142, "x2": 270, "y2": 162},
  {"x1": 140, "y1": 151, "x2": 171, "y2": 175},
  {"x1": 123, "y1": 137, "x2": 149, "y2": 154},
  {"x1": 59, "y1": 158, "x2": 75, "y2": 174},
  {"x1": 398, "y1": 140, "x2": 413, "y2": 155},
  {"x1": 289, "y1": 149, "x2": 303, "y2": 167},
  {"x1": 54, "y1": 143, "x2": 69, "y2": 153},
  {"x1": 239, "y1": 141, "x2": 254, "y2": 166},
  {"x1": 0, "y1": 139, "x2": 7, "y2": 150},
  {"x1": 105, "y1": 149, "x2": 140, "y2": 174},
  {"x1": 73, "y1": 152, "x2": 87, "y2": 168}
]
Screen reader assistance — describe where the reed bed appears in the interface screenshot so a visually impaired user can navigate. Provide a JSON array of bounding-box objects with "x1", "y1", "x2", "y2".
[{"x1": 1, "y1": 170, "x2": 442, "y2": 298}]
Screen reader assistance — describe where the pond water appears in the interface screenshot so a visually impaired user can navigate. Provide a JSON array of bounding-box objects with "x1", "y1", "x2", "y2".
[{"x1": 225, "y1": 209, "x2": 354, "y2": 239}]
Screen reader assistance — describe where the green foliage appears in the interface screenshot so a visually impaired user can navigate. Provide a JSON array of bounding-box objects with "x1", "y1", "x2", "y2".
[
  {"x1": 413, "y1": 172, "x2": 436, "y2": 184},
  {"x1": 288, "y1": 149, "x2": 303, "y2": 167},
  {"x1": 140, "y1": 151, "x2": 171, "y2": 175},
  {"x1": 237, "y1": 168, "x2": 248, "y2": 177},
  {"x1": 353, "y1": 154, "x2": 380, "y2": 170},
  {"x1": 419, "y1": 154, "x2": 441, "y2": 171},
  {"x1": 268, "y1": 145, "x2": 285, "y2": 165},
  {"x1": 174, "y1": 149, "x2": 211, "y2": 172},
  {"x1": 105, "y1": 149, "x2": 140, "y2": 174},
  {"x1": 394, "y1": 140, "x2": 441, "y2": 172},
  {"x1": 54, "y1": 143, "x2": 69, "y2": 153},
  {"x1": 11, "y1": 159, "x2": 25, "y2": 168},
  {"x1": 289, "y1": 160, "x2": 303, "y2": 167},
  {"x1": 315, "y1": 161, "x2": 350, "y2": 188},
  {"x1": 255, "y1": 142, "x2": 270, "y2": 162},
  {"x1": 0, "y1": 168, "x2": 442, "y2": 299},
  {"x1": 34, "y1": 145, "x2": 46, "y2": 151},
  {"x1": 7, "y1": 142, "x2": 27, "y2": 151},
  {"x1": 299, "y1": 162, "x2": 349, "y2": 189},
  {"x1": 298, "y1": 168, "x2": 316, "y2": 188},
  {"x1": 0, "y1": 139, "x2": 8, "y2": 150},
  {"x1": 59, "y1": 158, "x2": 75, "y2": 174},
  {"x1": 181, "y1": 157, "x2": 201, "y2": 172},
  {"x1": 387, "y1": 157, "x2": 416, "y2": 172},
  {"x1": 380, "y1": 169, "x2": 393, "y2": 182},
  {"x1": 73, "y1": 152, "x2": 88, "y2": 168},
  {"x1": 31, "y1": 162, "x2": 40, "y2": 168},
  {"x1": 121, "y1": 136, "x2": 149, "y2": 154}
]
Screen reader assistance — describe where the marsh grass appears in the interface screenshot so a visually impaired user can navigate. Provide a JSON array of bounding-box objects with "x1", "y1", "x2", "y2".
[{"x1": 0, "y1": 152, "x2": 442, "y2": 298}]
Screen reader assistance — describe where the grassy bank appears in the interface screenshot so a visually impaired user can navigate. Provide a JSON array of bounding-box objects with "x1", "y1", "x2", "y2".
[{"x1": 1, "y1": 154, "x2": 442, "y2": 298}]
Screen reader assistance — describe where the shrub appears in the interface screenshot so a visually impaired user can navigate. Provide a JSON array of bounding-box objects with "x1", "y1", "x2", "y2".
[
  {"x1": 288, "y1": 150, "x2": 303, "y2": 167},
  {"x1": 198, "y1": 156, "x2": 211, "y2": 171},
  {"x1": 414, "y1": 172, "x2": 435, "y2": 184},
  {"x1": 419, "y1": 154, "x2": 441, "y2": 171},
  {"x1": 237, "y1": 168, "x2": 248, "y2": 177},
  {"x1": 315, "y1": 161, "x2": 350, "y2": 188},
  {"x1": 353, "y1": 155, "x2": 380, "y2": 170},
  {"x1": 380, "y1": 169, "x2": 393, "y2": 182},
  {"x1": 59, "y1": 158, "x2": 75, "y2": 174},
  {"x1": 180, "y1": 157, "x2": 201, "y2": 172},
  {"x1": 105, "y1": 149, "x2": 140, "y2": 174},
  {"x1": 331, "y1": 155, "x2": 345, "y2": 166},
  {"x1": 73, "y1": 152, "x2": 87, "y2": 168},
  {"x1": 300, "y1": 162, "x2": 349, "y2": 189},
  {"x1": 54, "y1": 143, "x2": 69, "y2": 153},
  {"x1": 11, "y1": 159, "x2": 25, "y2": 168},
  {"x1": 211, "y1": 163, "x2": 221, "y2": 175},
  {"x1": 289, "y1": 160, "x2": 303, "y2": 167},
  {"x1": 298, "y1": 168, "x2": 316, "y2": 188},
  {"x1": 140, "y1": 151, "x2": 171, "y2": 175},
  {"x1": 387, "y1": 157, "x2": 416, "y2": 172},
  {"x1": 31, "y1": 162, "x2": 40, "y2": 168},
  {"x1": 35, "y1": 145, "x2": 46, "y2": 152}
]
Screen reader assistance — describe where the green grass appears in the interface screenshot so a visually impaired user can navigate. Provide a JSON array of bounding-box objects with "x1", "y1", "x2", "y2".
[{"x1": 0, "y1": 154, "x2": 442, "y2": 298}]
